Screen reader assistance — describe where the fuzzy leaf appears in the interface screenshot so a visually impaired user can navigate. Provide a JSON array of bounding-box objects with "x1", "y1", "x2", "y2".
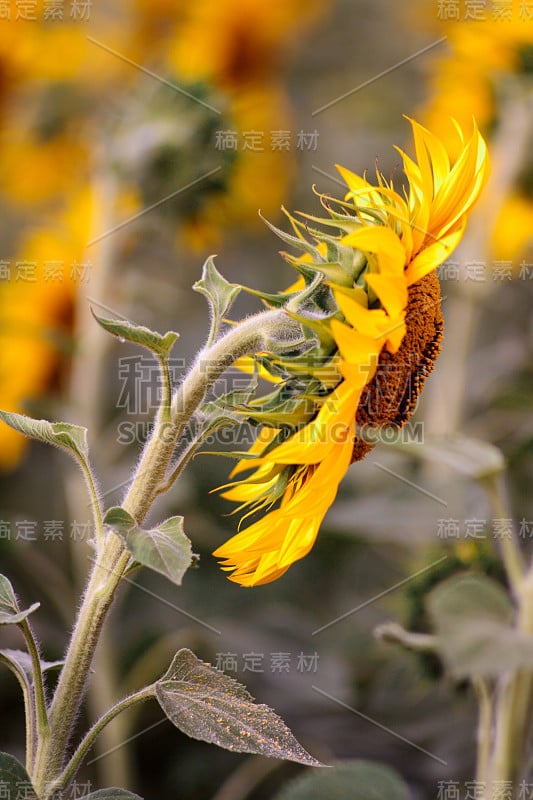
[
  {"x1": 0, "y1": 649, "x2": 62, "y2": 681},
  {"x1": 193, "y1": 256, "x2": 241, "y2": 343},
  {"x1": 0, "y1": 651, "x2": 31, "y2": 701},
  {"x1": 275, "y1": 760, "x2": 410, "y2": 800},
  {"x1": 155, "y1": 648, "x2": 323, "y2": 766},
  {"x1": 390, "y1": 434, "x2": 505, "y2": 479},
  {"x1": 102, "y1": 507, "x2": 136, "y2": 533},
  {"x1": 0, "y1": 575, "x2": 39, "y2": 625},
  {"x1": 0, "y1": 753, "x2": 37, "y2": 799},
  {"x1": 103, "y1": 509, "x2": 192, "y2": 587},
  {"x1": 0, "y1": 411, "x2": 89, "y2": 466},
  {"x1": 426, "y1": 574, "x2": 533, "y2": 678},
  {"x1": 91, "y1": 310, "x2": 179, "y2": 360}
]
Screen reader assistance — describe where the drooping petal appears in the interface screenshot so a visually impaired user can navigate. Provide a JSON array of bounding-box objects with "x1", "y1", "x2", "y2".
[{"x1": 213, "y1": 419, "x2": 354, "y2": 586}]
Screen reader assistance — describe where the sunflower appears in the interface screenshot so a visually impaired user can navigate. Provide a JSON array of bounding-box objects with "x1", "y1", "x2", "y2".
[
  {"x1": 417, "y1": 11, "x2": 533, "y2": 269},
  {"x1": 213, "y1": 117, "x2": 489, "y2": 586},
  {"x1": 0, "y1": 2, "x2": 326, "y2": 469}
]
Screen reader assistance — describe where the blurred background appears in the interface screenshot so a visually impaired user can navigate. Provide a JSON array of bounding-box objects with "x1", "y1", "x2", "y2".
[{"x1": 0, "y1": 1, "x2": 532, "y2": 798}]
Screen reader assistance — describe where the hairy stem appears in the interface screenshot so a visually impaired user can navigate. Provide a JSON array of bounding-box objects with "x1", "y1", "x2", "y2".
[
  {"x1": 31, "y1": 307, "x2": 298, "y2": 795},
  {"x1": 46, "y1": 685, "x2": 156, "y2": 798}
]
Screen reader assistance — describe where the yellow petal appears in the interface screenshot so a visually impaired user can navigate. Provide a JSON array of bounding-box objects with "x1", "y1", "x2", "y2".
[{"x1": 406, "y1": 224, "x2": 465, "y2": 285}]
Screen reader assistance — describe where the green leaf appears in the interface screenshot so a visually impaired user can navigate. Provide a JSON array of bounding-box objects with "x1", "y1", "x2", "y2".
[
  {"x1": 85, "y1": 791, "x2": 143, "y2": 800},
  {"x1": 0, "y1": 574, "x2": 40, "y2": 625},
  {"x1": 155, "y1": 648, "x2": 323, "y2": 766},
  {"x1": 0, "y1": 753, "x2": 37, "y2": 799},
  {"x1": 274, "y1": 760, "x2": 410, "y2": 800},
  {"x1": 193, "y1": 256, "x2": 241, "y2": 344},
  {"x1": 0, "y1": 410, "x2": 89, "y2": 466},
  {"x1": 390, "y1": 434, "x2": 505, "y2": 480},
  {"x1": 103, "y1": 509, "x2": 193, "y2": 586},
  {"x1": 102, "y1": 507, "x2": 136, "y2": 533},
  {"x1": 0, "y1": 649, "x2": 62, "y2": 681},
  {"x1": 0, "y1": 649, "x2": 62, "y2": 712},
  {"x1": 91, "y1": 310, "x2": 179, "y2": 360},
  {"x1": 0, "y1": 651, "x2": 31, "y2": 701},
  {"x1": 427, "y1": 574, "x2": 533, "y2": 678}
]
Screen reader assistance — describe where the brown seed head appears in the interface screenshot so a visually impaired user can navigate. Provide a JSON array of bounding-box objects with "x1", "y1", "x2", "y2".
[{"x1": 351, "y1": 270, "x2": 443, "y2": 463}]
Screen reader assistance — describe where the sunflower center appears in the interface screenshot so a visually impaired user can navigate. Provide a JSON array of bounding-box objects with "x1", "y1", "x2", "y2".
[{"x1": 351, "y1": 270, "x2": 443, "y2": 463}]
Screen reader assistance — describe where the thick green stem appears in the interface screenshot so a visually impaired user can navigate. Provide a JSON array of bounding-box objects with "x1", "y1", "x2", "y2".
[
  {"x1": 64, "y1": 168, "x2": 128, "y2": 790},
  {"x1": 32, "y1": 540, "x2": 131, "y2": 794},
  {"x1": 31, "y1": 307, "x2": 297, "y2": 795},
  {"x1": 45, "y1": 685, "x2": 156, "y2": 799}
]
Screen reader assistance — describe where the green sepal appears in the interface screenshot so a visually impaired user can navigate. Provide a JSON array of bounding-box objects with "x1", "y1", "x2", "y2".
[{"x1": 260, "y1": 213, "x2": 326, "y2": 264}]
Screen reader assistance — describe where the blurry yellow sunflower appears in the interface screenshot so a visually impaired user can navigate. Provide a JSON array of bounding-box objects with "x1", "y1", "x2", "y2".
[
  {"x1": 214, "y1": 118, "x2": 489, "y2": 586},
  {"x1": 166, "y1": 0, "x2": 325, "y2": 247},
  {"x1": 167, "y1": 0, "x2": 322, "y2": 90},
  {"x1": 491, "y1": 193, "x2": 533, "y2": 263},
  {"x1": 0, "y1": 19, "x2": 136, "y2": 470},
  {"x1": 419, "y1": 17, "x2": 533, "y2": 151},
  {"x1": 0, "y1": 2, "x2": 327, "y2": 469},
  {"x1": 416, "y1": 11, "x2": 533, "y2": 270},
  {"x1": 0, "y1": 187, "x2": 95, "y2": 470}
]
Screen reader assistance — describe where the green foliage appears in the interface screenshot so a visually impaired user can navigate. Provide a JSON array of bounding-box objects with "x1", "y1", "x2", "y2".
[
  {"x1": 90, "y1": 311, "x2": 179, "y2": 360},
  {"x1": 402, "y1": 543, "x2": 507, "y2": 679},
  {"x1": 274, "y1": 759, "x2": 410, "y2": 800},
  {"x1": 155, "y1": 648, "x2": 323, "y2": 766},
  {"x1": 0, "y1": 574, "x2": 40, "y2": 625},
  {"x1": 103, "y1": 508, "x2": 193, "y2": 587},
  {"x1": 0, "y1": 649, "x2": 61, "y2": 681},
  {"x1": 427, "y1": 573, "x2": 533, "y2": 678},
  {"x1": 0, "y1": 411, "x2": 90, "y2": 470},
  {"x1": 390, "y1": 434, "x2": 505, "y2": 480},
  {"x1": 0, "y1": 753, "x2": 37, "y2": 800}
]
